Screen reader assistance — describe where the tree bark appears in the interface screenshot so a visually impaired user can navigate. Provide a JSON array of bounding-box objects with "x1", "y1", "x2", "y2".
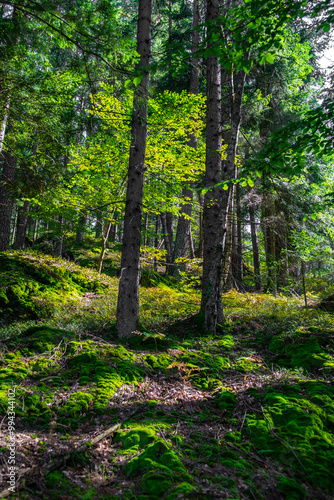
[
  {"x1": 171, "y1": 0, "x2": 200, "y2": 276},
  {"x1": 231, "y1": 183, "x2": 243, "y2": 289},
  {"x1": 162, "y1": 212, "x2": 174, "y2": 275},
  {"x1": 201, "y1": 0, "x2": 224, "y2": 333},
  {"x1": 116, "y1": 0, "x2": 151, "y2": 338},
  {"x1": 249, "y1": 203, "x2": 261, "y2": 291},
  {"x1": 13, "y1": 200, "x2": 30, "y2": 250},
  {"x1": 0, "y1": 148, "x2": 17, "y2": 251},
  {"x1": 53, "y1": 216, "x2": 64, "y2": 257},
  {"x1": 76, "y1": 214, "x2": 87, "y2": 244}
]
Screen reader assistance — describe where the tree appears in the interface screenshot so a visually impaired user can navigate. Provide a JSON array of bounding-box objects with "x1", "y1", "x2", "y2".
[{"x1": 116, "y1": 0, "x2": 152, "y2": 338}]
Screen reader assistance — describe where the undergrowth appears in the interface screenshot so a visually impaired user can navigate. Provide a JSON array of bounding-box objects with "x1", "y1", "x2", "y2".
[{"x1": 0, "y1": 250, "x2": 334, "y2": 499}]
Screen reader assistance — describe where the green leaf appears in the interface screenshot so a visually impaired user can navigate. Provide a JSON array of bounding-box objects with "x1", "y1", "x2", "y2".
[
  {"x1": 133, "y1": 76, "x2": 142, "y2": 86},
  {"x1": 247, "y1": 177, "x2": 254, "y2": 187},
  {"x1": 303, "y1": 216, "x2": 308, "y2": 221},
  {"x1": 323, "y1": 23, "x2": 331, "y2": 32},
  {"x1": 256, "y1": 170, "x2": 262, "y2": 178},
  {"x1": 223, "y1": 184, "x2": 229, "y2": 190},
  {"x1": 124, "y1": 79, "x2": 131, "y2": 88},
  {"x1": 265, "y1": 52, "x2": 275, "y2": 64}
]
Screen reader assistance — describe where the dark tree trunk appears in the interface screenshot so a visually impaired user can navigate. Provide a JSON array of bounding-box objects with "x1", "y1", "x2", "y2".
[
  {"x1": 171, "y1": 0, "x2": 200, "y2": 276},
  {"x1": 116, "y1": 0, "x2": 151, "y2": 338},
  {"x1": 13, "y1": 200, "x2": 30, "y2": 250},
  {"x1": 262, "y1": 191, "x2": 276, "y2": 293},
  {"x1": 161, "y1": 212, "x2": 174, "y2": 274},
  {"x1": 249, "y1": 204, "x2": 262, "y2": 291},
  {"x1": 95, "y1": 219, "x2": 102, "y2": 239},
  {"x1": 54, "y1": 216, "x2": 64, "y2": 257},
  {"x1": 231, "y1": 183, "x2": 243, "y2": 289},
  {"x1": 153, "y1": 214, "x2": 161, "y2": 272},
  {"x1": 201, "y1": 0, "x2": 224, "y2": 332},
  {"x1": 0, "y1": 149, "x2": 17, "y2": 251},
  {"x1": 197, "y1": 192, "x2": 204, "y2": 258},
  {"x1": 76, "y1": 214, "x2": 87, "y2": 244},
  {"x1": 143, "y1": 212, "x2": 149, "y2": 246}
]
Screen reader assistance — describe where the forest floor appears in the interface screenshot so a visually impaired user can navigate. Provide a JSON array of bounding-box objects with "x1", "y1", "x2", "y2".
[{"x1": 0, "y1": 249, "x2": 334, "y2": 500}]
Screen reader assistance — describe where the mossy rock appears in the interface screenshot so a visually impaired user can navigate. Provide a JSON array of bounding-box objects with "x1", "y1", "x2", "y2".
[
  {"x1": 117, "y1": 427, "x2": 158, "y2": 451},
  {"x1": 165, "y1": 482, "x2": 195, "y2": 499},
  {"x1": 125, "y1": 440, "x2": 190, "y2": 483},
  {"x1": 141, "y1": 470, "x2": 173, "y2": 496}
]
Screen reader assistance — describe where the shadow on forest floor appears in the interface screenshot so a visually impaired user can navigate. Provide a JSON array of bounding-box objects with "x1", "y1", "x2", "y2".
[{"x1": 1, "y1": 307, "x2": 334, "y2": 500}]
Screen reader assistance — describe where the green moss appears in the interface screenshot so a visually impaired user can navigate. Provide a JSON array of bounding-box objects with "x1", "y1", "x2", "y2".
[
  {"x1": 246, "y1": 383, "x2": 334, "y2": 492},
  {"x1": 215, "y1": 390, "x2": 236, "y2": 411},
  {"x1": 60, "y1": 391, "x2": 94, "y2": 417},
  {"x1": 269, "y1": 332, "x2": 334, "y2": 372},
  {"x1": 125, "y1": 439, "x2": 191, "y2": 488},
  {"x1": 165, "y1": 482, "x2": 194, "y2": 499},
  {"x1": 276, "y1": 477, "x2": 307, "y2": 500},
  {"x1": 145, "y1": 353, "x2": 173, "y2": 370},
  {"x1": 141, "y1": 470, "x2": 173, "y2": 496},
  {"x1": 117, "y1": 427, "x2": 157, "y2": 451}
]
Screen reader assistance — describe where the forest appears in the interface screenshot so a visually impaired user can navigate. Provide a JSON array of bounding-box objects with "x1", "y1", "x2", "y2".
[{"x1": 1, "y1": 0, "x2": 334, "y2": 498}]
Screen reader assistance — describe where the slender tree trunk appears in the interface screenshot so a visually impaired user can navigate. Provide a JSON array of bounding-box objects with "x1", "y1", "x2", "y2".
[
  {"x1": 0, "y1": 96, "x2": 10, "y2": 155},
  {"x1": 171, "y1": 0, "x2": 200, "y2": 276},
  {"x1": 161, "y1": 212, "x2": 174, "y2": 274},
  {"x1": 76, "y1": 214, "x2": 87, "y2": 244},
  {"x1": 197, "y1": 192, "x2": 204, "y2": 258},
  {"x1": 249, "y1": 204, "x2": 261, "y2": 291},
  {"x1": 13, "y1": 200, "x2": 30, "y2": 250},
  {"x1": 143, "y1": 212, "x2": 149, "y2": 246},
  {"x1": 54, "y1": 216, "x2": 63, "y2": 257},
  {"x1": 33, "y1": 218, "x2": 39, "y2": 243},
  {"x1": 231, "y1": 183, "x2": 243, "y2": 289},
  {"x1": 222, "y1": 194, "x2": 234, "y2": 289},
  {"x1": 116, "y1": 0, "x2": 151, "y2": 338},
  {"x1": 97, "y1": 219, "x2": 113, "y2": 274},
  {"x1": 0, "y1": 148, "x2": 16, "y2": 251},
  {"x1": 95, "y1": 219, "x2": 102, "y2": 239},
  {"x1": 11, "y1": 204, "x2": 17, "y2": 245},
  {"x1": 201, "y1": 0, "x2": 225, "y2": 332},
  {"x1": 189, "y1": 228, "x2": 195, "y2": 259},
  {"x1": 153, "y1": 214, "x2": 160, "y2": 272}
]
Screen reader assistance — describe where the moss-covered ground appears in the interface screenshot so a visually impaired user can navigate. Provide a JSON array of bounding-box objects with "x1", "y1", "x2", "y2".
[{"x1": 1, "y1": 251, "x2": 334, "y2": 499}]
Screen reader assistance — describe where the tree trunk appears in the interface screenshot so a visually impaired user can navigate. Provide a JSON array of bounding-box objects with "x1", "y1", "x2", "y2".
[
  {"x1": 116, "y1": 0, "x2": 151, "y2": 338},
  {"x1": 249, "y1": 204, "x2": 261, "y2": 291},
  {"x1": 95, "y1": 219, "x2": 102, "y2": 239},
  {"x1": 76, "y1": 214, "x2": 87, "y2": 244},
  {"x1": 222, "y1": 194, "x2": 234, "y2": 289},
  {"x1": 201, "y1": 0, "x2": 225, "y2": 333},
  {"x1": 54, "y1": 216, "x2": 64, "y2": 257},
  {"x1": 153, "y1": 214, "x2": 160, "y2": 272},
  {"x1": 0, "y1": 96, "x2": 10, "y2": 155},
  {"x1": 0, "y1": 149, "x2": 17, "y2": 251},
  {"x1": 161, "y1": 212, "x2": 174, "y2": 274},
  {"x1": 11, "y1": 204, "x2": 17, "y2": 245},
  {"x1": 143, "y1": 212, "x2": 149, "y2": 246},
  {"x1": 262, "y1": 191, "x2": 276, "y2": 293},
  {"x1": 171, "y1": 0, "x2": 200, "y2": 276},
  {"x1": 97, "y1": 219, "x2": 112, "y2": 274},
  {"x1": 197, "y1": 192, "x2": 204, "y2": 258},
  {"x1": 231, "y1": 183, "x2": 243, "y2": 289},
  {"x1": 13, "y1": 200, "x2": 30, "y2": 250}
]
